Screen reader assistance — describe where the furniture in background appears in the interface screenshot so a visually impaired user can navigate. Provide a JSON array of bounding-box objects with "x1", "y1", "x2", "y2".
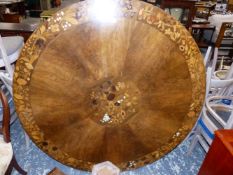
[
  {"x1": 214, "y1": 22, "x2": 233, "y2": 67},
  {"x1": 26, "y1": 0, "x2": 42, "y2": 17},
  {"x1": 0, "y1": 35, "x2": 30, "y2": 149},
  {"x1": 0, "y1": 35, "x2": 23, "y2": 94},
  {"x1": 192, "y1": 24, "x2": 215, "y2": 48},
  {"x1": 0, "y1": 22, "x2": 37, "y2": 41},
  {"x1": 160, "y1": 0, "x2": 197, "y2": 30},
  {"x1": 0, "y1": 0, "x2": 39, "y2": 40},
  {"x1": 191, "y1": 1, "x2": 217, "y2": 48},
  {"x1": 204, "y1": 46, "x2": 213, "y2": 67},
  {"x1": 200, "y1": 18, "x2": 233, "y2": 66},
  {"x1": 198, "y1": 130, "x2": 233, "y2": 175},
  {"x1": 0, "y1": 0, "x2": 25, "y2": 16},
  {"x1": 0, "y1": 84, "x2": 16, "y2": 125},
  {"x1": 1, "y1": 13, "x2": 22, "y2": 23},
  {"x1": 194, "y1": 1, "x2": 216, "y2": 21},
  {"x1": 188, "y1": 82, "x2": 233, "y2": 153},
  {"x1": 228, "y1": 0, "x2": 233, "y2": 12},
  {"x1": 1, "y1": 34, "x2": 31, "y2": 149},
  {"x1": 215, "y1": 22, "x2": 233, "y2": 47},
  {"x1": 0, "y1": 90, "x2": 27, "y2": 175},
  {"x1": 40, "y1": 8, "x2": 59, "y2": 21},
  {"x1": 208, "y1": 15, "x2": 233, "y2": 43},
  {"x1": 0, "y1": 35, "x2": 23, "y2": 123},
  {"x1": 27, "y1": 0, "x2": 60, "y2": 17},
  {"x1": 0, "y1": 0, "x2": 25, "y2": 24},
  {"x1": 0, "y1": 35, "x2": 24, "y2": 69},
  {"x1": 188, "y1": 47, "x2": 233, "y2": 153}
]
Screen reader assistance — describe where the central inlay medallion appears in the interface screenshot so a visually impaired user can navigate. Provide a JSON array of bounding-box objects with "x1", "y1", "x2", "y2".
[{"x1": 90, "y1": 80, "x2": 140, "y2": 126}]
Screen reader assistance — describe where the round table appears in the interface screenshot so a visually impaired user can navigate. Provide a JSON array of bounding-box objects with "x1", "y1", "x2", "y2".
[{"x1": 13, "y1": 0, "x2": 205, "y2": 171}]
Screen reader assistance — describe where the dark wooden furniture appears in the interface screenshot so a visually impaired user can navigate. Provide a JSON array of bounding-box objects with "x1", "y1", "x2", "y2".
[
  {"x1": 160, "y1": 0, "x2": 197, "y2": 30},
  {"x1": 13, "y1": 0, "x2": 205, "y2": 171},
  {"x1": 228, "y1": 0, "x2": 233, "y2": 12},
  {"x1": 0, "y1": 90, "x2": 27, "y2": 175},
  {"x1": 194, "y1": 1, "x2": 216, "y2": 20},
  {"x1": 215, "y1": 22, "x2": 233, "y2": 48},
  {"x1": 0, "y1": 22, "x2": 38, "y2": 41},
  {"x1": 2, "y1": 13, "x2": 22, "y2": 23},
  {"x1": 198, "y1": 130, "x2": 233, "y2": 175},
  {"x1": 215, "y1": 22, "x2": 233, "y2": 64},
  {"x1": 192, "y1": 24, "x2": 215, "y2": 48},
  {"x1": 0, "y1": 0, "x2": 25, "y2": 16}
]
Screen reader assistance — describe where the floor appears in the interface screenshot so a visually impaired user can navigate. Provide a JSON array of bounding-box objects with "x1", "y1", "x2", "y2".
[{"x1": 10, "y1": 118, "x2": 206, "y2": 175}]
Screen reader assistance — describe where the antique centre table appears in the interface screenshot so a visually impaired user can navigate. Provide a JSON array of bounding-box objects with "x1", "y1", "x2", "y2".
[{"x1": 13, "y1": 0, "x2": 205, "y2": 171}]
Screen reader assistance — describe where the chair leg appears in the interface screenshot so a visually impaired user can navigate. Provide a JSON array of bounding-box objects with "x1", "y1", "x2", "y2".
[
  {"x1": 11, "y1": 155, "x2": 27, "y2": 175},
  {"x1": 24, "y1": 132, "x2": 30, "y2": 148},
  {"x1": 5, "y1": 159, "x2": 13, "y2": 175},
  {"x1": 187, "y1": 134, "x2": 199, "y2": 155}
]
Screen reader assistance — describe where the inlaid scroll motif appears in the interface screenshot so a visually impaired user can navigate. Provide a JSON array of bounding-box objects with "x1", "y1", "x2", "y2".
[{"x1": 138, "y1": 6, "x2": 156, "y2": 24}]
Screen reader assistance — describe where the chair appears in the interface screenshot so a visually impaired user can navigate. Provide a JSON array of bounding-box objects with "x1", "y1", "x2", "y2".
[
  {"x1": 188, "y1": 95, "x2": 233, "y2": 153},
  {"x1": 188, "y1": 48, "x2": 233, "y2": 153},
  {"x1": 0, "y1": 36, "x2": 24, "y2": 69},
  {"x1": 191, "y1": 1, "x2": 216, "y2": 48},
  {"x1": 204, "y1": 47, "x2": 233, "y2": 96},
  {"x1": 0, "y1": 35, "x2": 22, "y2": 124},
  {"x1": 203, "y1": 46, "x2": 213, "y2": 67},
  {"x1": 0, "y1": 36, "x2": 30, "y2": 147},
  {"x1": 215, "y1": 22, "x2": 233, "y2": 48},
  {"x1": 0, "y1": 90, "x2": 27, "y2": 175},
  {"x1": 0, "y1": 35, "x2": 24, "y2": 95},
  {"x1": 0, "y1": 85, "x2": 16, "y2": 125},
  {"x1": 208, "y1": 16, "x2": 233, "y2": 44}
]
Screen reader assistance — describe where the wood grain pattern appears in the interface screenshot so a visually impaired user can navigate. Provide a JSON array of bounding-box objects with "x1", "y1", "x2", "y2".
[{"x1": 13, "y1": 0, "x2": 205, "y2": 171}]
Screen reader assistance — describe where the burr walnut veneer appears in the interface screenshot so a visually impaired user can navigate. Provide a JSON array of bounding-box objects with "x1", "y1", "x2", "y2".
[{"x1": 13, "y1": 0, "x2": 205, "y2": 171}]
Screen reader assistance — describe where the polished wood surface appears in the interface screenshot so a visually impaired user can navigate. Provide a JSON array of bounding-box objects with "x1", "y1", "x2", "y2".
[
  {"x1": 13, "y1": 0, "x2": 205, "y2": 171},
  {"x1": 198, "y1": 130, "x2": 233, "y2": 175}
]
